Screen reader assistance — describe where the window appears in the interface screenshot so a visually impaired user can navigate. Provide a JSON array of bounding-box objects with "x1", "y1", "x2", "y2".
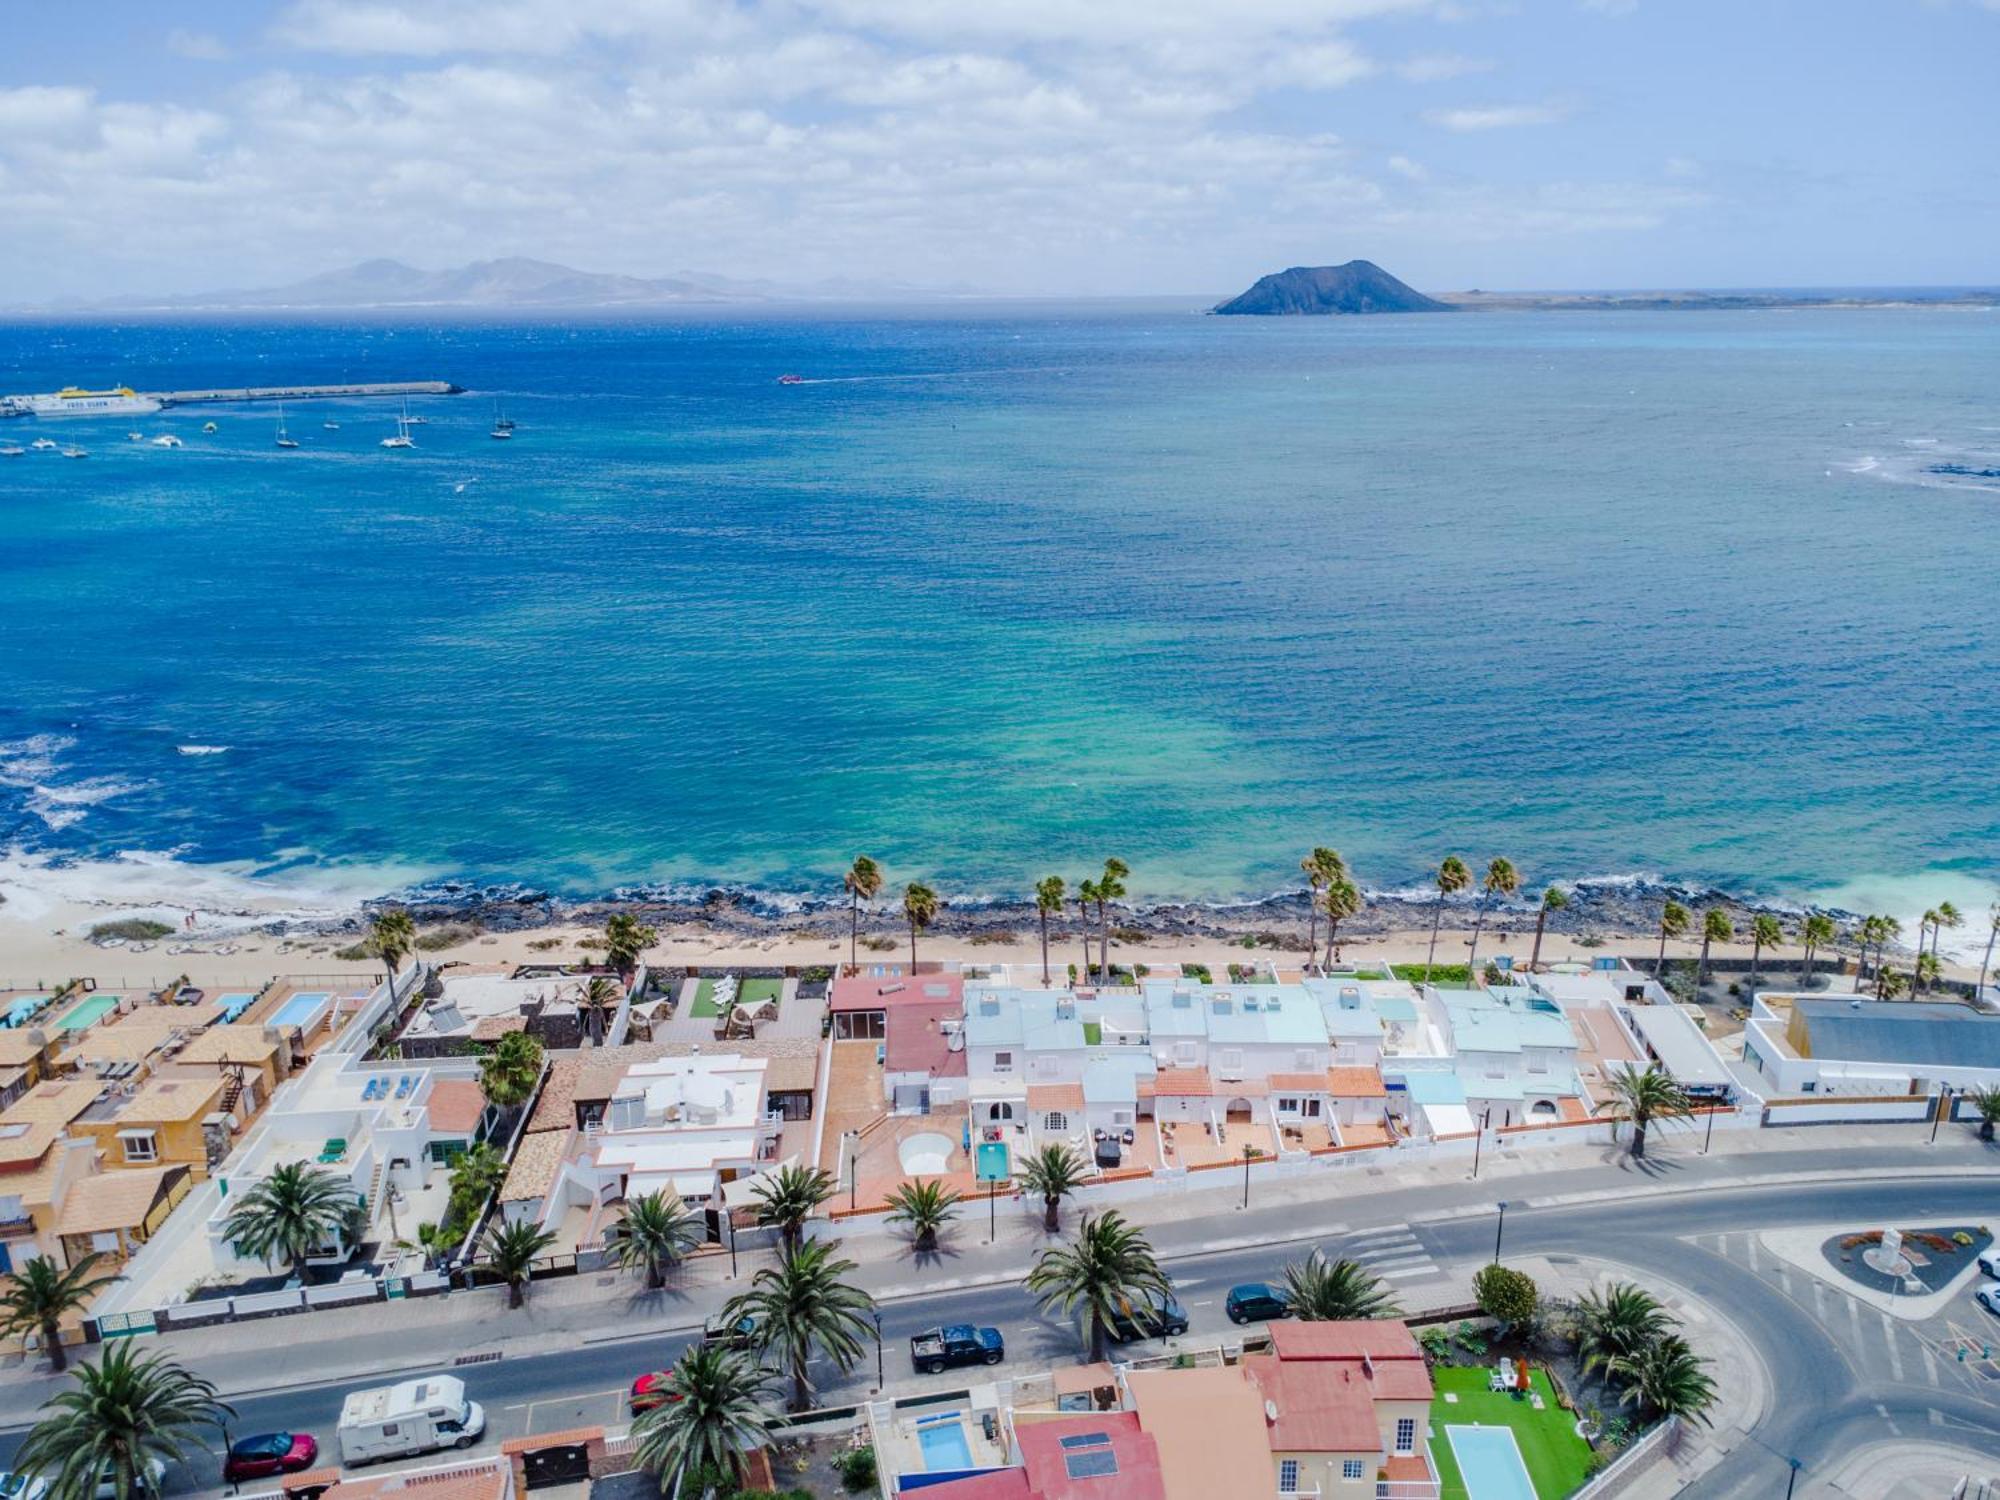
[
  {"x1": 1217, "y1": 1048, "x2": 1244, "y2": 1075},
  {"x1": 1034, "y1": 1055, "x2": 1060, "y2": 1077},
  {"x1": 1304, "y1": 1098, "x2": 1322, "y2": 1118},
  {"x1": 1342, "y1": 1459, "x2": 1366, "y2": 1480},
  {"x1": 91, "y1": 1231, "x2": 122, "y2": 1254},
  {"x1": 1395, "y1": 1418, "x2": 1416, "y2": 1454},
  {"x1": 1278, "y1": 1097, "x2": 1299, "y2": 1115},
  {"x1": 119, "y1": 1131, "x2": 157, "y2": 1163},
  {"x1": 1527, "y1": 1052, "x2": 1549, "y2": 1075},
  {"x1": 994, "y1": 1051, "x2": 1015, "y2": 1072},
  {"x1": 1112, "y1": 1111, "x2": 1133, "y2": 1126},
  {"x1": 1044, "y1": 1111, "x2": 1068, "y2": 1133},
  {"x1": 1279, "y1": 1459, "x2": 1301, "y2": 1492},
  {"x1": 1174, "y1": 1041, "x2": 1198, "y2": 1065}
]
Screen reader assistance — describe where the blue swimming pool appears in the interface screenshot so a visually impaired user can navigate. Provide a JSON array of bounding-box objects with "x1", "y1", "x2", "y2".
[
  {"x1": 271, "y1": 992, "x2": 330, "y2": 1029},
  {"x1": 3, "y1": 995, "x2": 49, "y2": 1028},
  {"x1": 1448, "y1": 1426, "x2": 1538, "y2": 1500},
  {"x1": 916, "y1": 1417, "x2": 974, "y2": 1472},
  {"x1": 214, "y1": 992, "x2": 257, "y2": 1023}
]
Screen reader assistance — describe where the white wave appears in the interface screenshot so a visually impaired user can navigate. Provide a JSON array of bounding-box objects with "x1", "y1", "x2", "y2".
[
  {"x1": 176, "y1": 745, "x2": 230, "y2": 756},
  {"x1": 23, "y1": 775, "x2": 149, "y2": 830},
  {"x1": 0, "y1": 733, "x2": 76, "y2": 788},
  {"x1": 1806, "y1": 872, "x2": 2000, "y2": 962}
]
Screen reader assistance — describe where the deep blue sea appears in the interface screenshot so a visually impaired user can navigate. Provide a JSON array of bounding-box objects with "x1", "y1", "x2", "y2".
[{"x1": 2, "y1": 303, "x2": 1997, "y2": 926}]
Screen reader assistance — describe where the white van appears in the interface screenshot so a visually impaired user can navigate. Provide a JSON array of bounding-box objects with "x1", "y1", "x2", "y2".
[{"x1": 336, "y1": 1376, "x2": 486, "y2": 1466}]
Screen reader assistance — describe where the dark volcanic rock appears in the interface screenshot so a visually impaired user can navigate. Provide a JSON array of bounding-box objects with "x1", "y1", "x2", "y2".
[{"x1": 1214, "y1": 260, "x2": 1452, "y2": 316}]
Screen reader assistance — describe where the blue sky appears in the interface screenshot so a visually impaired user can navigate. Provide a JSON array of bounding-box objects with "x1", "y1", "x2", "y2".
[{"x1": 1, "y1": 0, "x2": 1995, "y2": 299}]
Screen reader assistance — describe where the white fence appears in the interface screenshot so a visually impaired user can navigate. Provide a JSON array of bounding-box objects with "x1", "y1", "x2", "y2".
[{"x1": 1571, "y1": 1417, "x2": 1680, "y2": 1500}]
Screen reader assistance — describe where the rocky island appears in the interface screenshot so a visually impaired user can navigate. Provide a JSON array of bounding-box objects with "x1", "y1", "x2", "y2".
[{"x1": 1213, "y1": 259, "x2": 1452, "y2": 315}]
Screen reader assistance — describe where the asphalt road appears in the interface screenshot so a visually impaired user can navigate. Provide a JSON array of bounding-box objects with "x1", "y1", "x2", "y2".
[{"x1": 7, "y1": 1173, "x2": 2000, "y2": 1495}]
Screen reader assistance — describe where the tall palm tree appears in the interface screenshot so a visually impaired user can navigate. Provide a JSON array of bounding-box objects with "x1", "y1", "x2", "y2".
[
  {"x1": 478, "y1": 1030, "x2": 544, "y2": 1113},
  {"x1": 0, "y1": 1252, "x2": 122, "y2": 1373},
  {"x1": 1933, "y1": 900, "x2": 1964, "y2": 967},
  {"x1": 1097, "y1": 858, "x2": 1129, "y2": 979},
  {"x1": 1035, "y1": 876, "x2": 1066, "y2": 986},
  {"x1": 1300, "y1": 847, "x2": 1345, "y2": 970},
  {"x1": 1609, "y1": 1333, "x2": 1717, "y2": 1425},
  {"x1": 579, "y1": 975, "x2": 620, "y2": 1046},
  {"x1": 1528, "y1": 885, "x2": 1569, "y2": 972},
  {"x1": 221, "y1": 1162, "x2": 358, "y2": 1282},
  {"x1": 1465, "y1": 857, "x2": 1518, "y2": 982},
  {"x1": 1426, "y1": 856, "x2": 1471, "y2": 984},
  {"x1": 1280, "y1": 1249, "x2": 1399, "y2": 1320},
  {"x1": 1075, "y1": 879, "x2": 1101, "y2": 982},
  {"x1": 1024, "y1": 1210, "x2": 1171, "y2": 1364},
  {"x1": 1800, "y1": 912, "x2": 1835, "y2": 988},
  {"x1": 1914, "y1": 951, "x2": 1942, "y2": 996},
  {"x1": 1977, "y1": 903, "x2": 2000, "y2": 1003},
  {"x1": 1748, "y1": 913, "x2": 1784, "y2": 984},
  {"x1": 16, "y1": 1343, "x2": 233, "y2": 1500},
  {"x1": 604, "y1": 912, "x2": 659, "y2": 977},
  {"x1": 479, "y1": 1218, "x2": 557, "y2": 1309},
  {"x1": 884, "y1": 1180, "x2": 961, "y2": 1253},
  {"x1": 1323, "y1": 877, "x2": 1362, "y2": 967},
  {"x1": 1020, "y1": 1143, "x2": 1086, "y2": 1233},
  {"x1": 843, "y1": 856, "x2": 884, "y2": 973},
  {"x1": 902, "y1": 881, "x2": 940, "y2": 969},
  {"x1": 725, "y1": 1241, "x2": 875, "y2": 1412},
  {"x1": 1655, "y1": 900, "x2": 1691, "y2": 977},
  {"x1": 1573, "y1": 1282, "x2": 1673, "y2": 1377},
  {"x1": 367, "y1": 908, "x2": 416, "y2": 993},
  {"x1": 751, "y1": 1163, "x2": 836, "y2": 1254},
  {"x1": 1599, "y1": 1063, "x2": 1693, "y2": 1158},
  {"x1": 605, "y1": 1190, "x2": 704, "y2": 1289},
  {"x1": 1696, "y1": 908, "x2": 1732, "y2": 992},
  {"x1": 630, "y1": 1343, "x2": 777, "y2": 1493}
]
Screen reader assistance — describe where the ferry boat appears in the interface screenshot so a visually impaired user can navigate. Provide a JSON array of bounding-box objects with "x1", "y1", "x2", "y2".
[{"x1": 3, "y1": 386, "x2": 163, "y2": 417}]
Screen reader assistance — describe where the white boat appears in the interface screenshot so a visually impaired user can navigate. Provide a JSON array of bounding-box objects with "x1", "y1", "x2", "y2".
[
  {"x1": 275, "y1": 403, "x2": 299, "y2": 449},
  {"x1": 126, "y1": 431, "x2": 143, "y2": 442},
  {"x1": 489, "y1": 425, "x2": 512, "y2": 440},
  {"x1": 323, "y1": 419, "x2": 340, "y2": 430},
  {"x1": 62, "y1": 445, "x2": 88, "y2": 458},
  {"x1": 150, "y1": 434, "x2": 183, "y2": 449},
  {"x1": 3, "y1": 386, "x2": 161, "y2": 417},
  {"x1": 380, "y1": 414, "x2": 415, "y2": 449},
  {"x1": 29, "y1": 437, "x2": 58, "y2": 451},
  {"x1": 492, "y1": 399, "x2": 516, "y2": 432},
  {"x1": 202, "y1": 421, "x2": 218, "y2": 433},
  {"x1": 0, "y1": 445, "x2": 24, "y2": 457}
]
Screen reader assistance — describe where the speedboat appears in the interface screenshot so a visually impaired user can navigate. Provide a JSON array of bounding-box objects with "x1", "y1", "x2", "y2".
[
  {"x1": 126, "y1": 431, "x2": 143, "y2": 442},
  {"x1": 322, "y1": 420, "x2": 340, "y2": 430},
  {"x1": 202, "y1": 421, "x2": 218, "y2": 433},
  {"x1": 29, "y1": 437, "x2": 57, "y2": 450},
  {"x1": 1, "y1": 444, "x2": 24, "y2": 457},
  {"x1": 151, "y1": 434, "x2": 183, "y2": 448},
  {"x1": 777, "y1": 373, "x2": 806, "y2": 385}
]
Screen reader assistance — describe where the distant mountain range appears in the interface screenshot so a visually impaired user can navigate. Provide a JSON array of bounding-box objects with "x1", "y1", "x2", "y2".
[
  {"x1": 1214, "y1": 260, "x2": 1452, "y2": 315},
  {"x1": 36, "y1": 257, "x2": 979, "y2": 312}
]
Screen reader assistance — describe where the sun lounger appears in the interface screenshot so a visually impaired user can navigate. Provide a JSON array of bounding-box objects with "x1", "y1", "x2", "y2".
[
  {"x1": 1490, "y1": 1357, "x2": 1517, "y2": 1392},
  {"x1": 319, "y1": 1137, "x2": 347, "y2": 1162}
]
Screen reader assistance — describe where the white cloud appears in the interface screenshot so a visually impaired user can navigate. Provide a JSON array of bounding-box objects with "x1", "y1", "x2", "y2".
[
  {"x1": 1388, "y1": 154, "x2": 1429, "y2": 180},
  {"x1": 1423, "y1": 101, "x2": 1572, "y2": 131},
  {"x1": 167, "y1": 30, "x2": 232, "y2": 61},
  {"x1": 1395, "y1": 53, "x2": 1494, "y2": 82}
]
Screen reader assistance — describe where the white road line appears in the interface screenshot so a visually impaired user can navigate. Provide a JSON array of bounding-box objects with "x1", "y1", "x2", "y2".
[
  {"x1": 1380, "y1": 1266, "x2": 1444, "y2": 1282},
  {"x1": 1845, "y1": 1295, "x2": 1864, "y2": 1344},
  {"x1": 1190, "y1": 1300, "x2": 1215, "y2": 1308},
  {"x1": 1875, "y1": 1401, "x2": 1902, "y2": 1436},
  {"x1": 1811, "y1": 1280, "x2": 1828, "y2": 1318},
  {"x1": 1361, "y1": 1255, "x2": 1435, "y2": 1273},
  {"x1": 1921, "y1": 1339, "x2": 1940, "y2": 1386},
  {"x1": 1745, "y1": 1235, "x2": 1761, "y2": 1273},
  {"x1": 1880, "y1": 1314, "x2": 1906, "y2": 1382},
  {"x1": 1774, "y1": 1265, "x2": 1793, "y2": 1297}
]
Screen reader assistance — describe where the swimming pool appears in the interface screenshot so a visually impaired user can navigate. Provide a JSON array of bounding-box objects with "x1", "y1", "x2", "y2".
[
  {"x1": 271, "y1": 992, "x2": 330, "y2": 1029},
  {"x1": 1448, "y1": 1425, "x2": 1538, "y2": 1500},
  {"x1": 915, "y1": 1416, "x2": 974, "y2": 1472},
  {"x1": 3, "y1": 995, "x2": 50, "y2": 1028},
  {"x1": 54, "y1": 994, "x2": 117, "y2": 1031},
  {"x1": 215, "y1": 993, "x2": 257, "y2": 1023}
]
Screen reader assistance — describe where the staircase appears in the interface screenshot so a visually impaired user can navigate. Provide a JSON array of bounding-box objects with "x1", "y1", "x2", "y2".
[
  {"x1": 218, "y1": 1070, "x2": 245, "y2": 1119},
  {"x1": 364, "y1": 1159, "x2": 387, "y2": 1232}
]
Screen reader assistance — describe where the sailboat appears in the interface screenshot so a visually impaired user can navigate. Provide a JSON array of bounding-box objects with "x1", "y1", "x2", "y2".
[
  {"x1": 275, "y1": 403, "x2": 299, "y2": 449},
  {"x1": 492, "y1": 398, "x2": 516, "y2": 433},
  {"x1": 380, "y1": 413, "x2": 415, "y2": 449}
]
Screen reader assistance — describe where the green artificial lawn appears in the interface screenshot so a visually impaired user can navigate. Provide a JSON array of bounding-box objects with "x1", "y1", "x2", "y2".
[
  {"x1": 1428, "y1": 1367, "x2": 1595, "y2": 1500},
  {"x1": 1083, "y1": 1021, "x2": 1103, "y2": 1045},
  {"x1": 1396, "y1": 963, "x2": 1472, "y2": 985},
  {"x1": 688, "y1": 979, "x2": 720, "y2": 1018},
  {"x1": 690, "y1": 976, "x2": 785, "y2": 1018}
]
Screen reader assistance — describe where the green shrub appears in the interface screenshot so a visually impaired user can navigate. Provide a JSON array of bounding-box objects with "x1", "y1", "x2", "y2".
[
  {"x1": 862, "y1": 935, "x2": 898, "y2": 952},
  {"x1": 333, "y1": 941, "x2": 372, "y2": 962},
  {"x1": 967, "y1": 930, "x2": 1019, "y2": 946},
  {"x1": 1391, "y1": 963, "x2": 1470, "y2": 985},
  {"x1": 1111, "y1": 925, "x2": 1148, "y2": 944},
  {"x1": 88, "y1": 918, "x2": 174, "y2": 941},
  {"x1": 526, "y1": 937, "x2": 562, "y2": 952},
  {"x1": 835, "y1": 1445, "x2": 877, "y2": 1492},
  {"x1": 1473, "y1": 1264, "x2": 1540, "y2": 1326},
  {"x1": 415, "y1": 923, "x2": 482, "y2": 951},
  {"x1": 1181, "y1": 963, "x2": 1212, "y2": 983}
]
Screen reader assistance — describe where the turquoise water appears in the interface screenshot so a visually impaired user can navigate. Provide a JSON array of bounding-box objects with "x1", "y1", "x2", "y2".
[
  {"x1": 1447, "y1": 1426, "x2": 1538, "y2": 1500},
  {"x1": 271, "y1": 993, "x2": 330, "y2": 1028},
  {"x1": 54, "y1": 993, "x2": 117, "y2": 1031},
  {"x1": 1, "y1": 305, "x2": 1997, "y2": 915},
  {"x1": 915, "y1": 1417, "x2": 975, "y2": 1472}
]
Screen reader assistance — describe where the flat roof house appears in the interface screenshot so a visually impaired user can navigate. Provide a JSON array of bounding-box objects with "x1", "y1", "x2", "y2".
[{"x1": 1742, "y1": 994, "x2": 2000, "y2": 1095}]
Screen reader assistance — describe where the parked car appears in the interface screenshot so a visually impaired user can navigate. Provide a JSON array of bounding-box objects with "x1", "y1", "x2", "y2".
[
  {"x1": 223, "y1": 1433, "x2": 320, "y2": 1483},
  {"x1": 701, "y1": 1311, "x2": 760, "y2": 1350},
  {"x1": 1975, "y1": 1284, "x2": 2000, "y2": 1317},
  {"x1": 1107, "y1": 1289, "x2": 1190, "y2": 1343},
  {"x1": 1, "y1": 1457, "x2": 166, "y2": 1500},
  {"x1": 1225, "y1": 1282, "x2": 1290, "y2": 1325},
  {"x1": 1977, "y1": 1249, "x2": 2000, "y2": 1280},
  {"x1": 911, "y1": 1324, "x2": 1005, "y2": 1374},
  {"x1": 628, "y1": 1372, "x2": 681, "y2": 1415}
]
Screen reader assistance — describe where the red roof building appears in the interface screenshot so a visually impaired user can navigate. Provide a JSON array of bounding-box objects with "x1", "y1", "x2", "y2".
[{"x1": 1243, "y1": 1320, "x2": 1437, "y2": 1496}]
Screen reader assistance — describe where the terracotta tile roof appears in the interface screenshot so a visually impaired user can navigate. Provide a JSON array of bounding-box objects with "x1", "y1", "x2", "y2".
[
  {"x1": 1326, "y1": 1066, "x2": 1388, "y2": 1098},
  {"x1": 1017, "y1": 1410, "x2": 1165, "y2": 1500},
  {"x1": 1025, "y1": 1083, "x2": 1085, "y2": 1111},
  {"x1": 1242, "y1": 1354, "x2": 1381, "y2": 1453},
  {"x1": 426, "y1": 1079, "x2": 486, "y2": 1136},
  {"x1": 55, "y1": 1164, "x2": 186, "y2": 1236},
  {"x1": 499, "y1": 1129, "x2": 569, "y2": 1203},
  {"x1": 1150, "y1": 1068, "x2": 1213, "y2": 1097},
  {"x1": 1266, "y1": 1072, "x2": 1326, "y2": 1091},
  {"x1": 1559, "y1": 1097, "x2": 1592, "y2": 1122},
  {"x1": 174, "y1": 1026, "x2": 281, "y2": 1066},
  {"x1": 3, "y1": 1078, "x2": 101, "y2": 1127},
  {"x1": 316, "y1": 1459, "x2": 511, "y2": 1500},
  {"x1": 1266, "y1": 1319, "x2": 1433, "y2": 1402},
  {"x1": 527, "y1": 1056, "x2": 590, "y2": 1133}
]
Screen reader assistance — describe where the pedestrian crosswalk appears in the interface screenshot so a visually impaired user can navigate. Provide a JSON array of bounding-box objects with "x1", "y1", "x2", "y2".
[{"x1": 1342, "y1": 1225, "x2": 1444, "y2": 1283}]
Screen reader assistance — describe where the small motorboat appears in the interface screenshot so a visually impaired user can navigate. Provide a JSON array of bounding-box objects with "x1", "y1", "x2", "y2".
[
  {"x1": 202, "y1": 421, "x2": 218, "y2": 433},
  {"x1": 323, "y1": 420, "x2": 340, "y2": 430},
  {"x1": 126, "y1": 431, "x2": 143, "y2": 442},
  {"x1": 151, "y1": 434, "x2": 183, "y2": 448},
  {"x1": 776, "y1": 373, "x2": 806, "y2": 385},
  {"x1": 30, "y1": 437, "x2": 58, "y2": 450},
  {"x1": 0, "y1": 444, "x2": 24, "y2": 457},
  {"x1": 62, "y1": 445, "x2": 88, "y2": 458}
]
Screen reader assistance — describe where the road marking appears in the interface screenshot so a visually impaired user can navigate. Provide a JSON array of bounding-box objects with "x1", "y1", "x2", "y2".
[
  {"x1": 1879, "y1": 1314, "x2": 1905, "y2": 1382},
  {"x1": 1774, "y1": 1265, "x2": 1792, "y2": 1297},
  {"x1": 1744, "y1": 1235, "x2": 1760, "y2": 1272},
  {"x1": 1379, "y1": 1265, "x2": 1444, "y2": 1282},
  {"x1": 1189, "y1": 1300, "x2": 1215, "y2": 1308},
  {"x1": 1921, "y1": 1339, "x2": 1940, "y2": 1386},
  {"x1": 1810, "y1": 1280, "x2": 1828, "y2": 1319},
  {"x1": 1845, "y1": 1296, "x2": 1864, "y2": 1344},
  {"x1": 1363, "y1": 1255, "x2": 1435, "y2": 1274},
  {"x1": 1875, "y1": 1401, "x2": 1901, "y2": 1436}
]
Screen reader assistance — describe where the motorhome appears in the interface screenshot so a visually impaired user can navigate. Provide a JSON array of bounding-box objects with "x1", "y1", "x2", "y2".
[{"x1": 336, "y1": 1376, "x2": 485, "y2": 1465}]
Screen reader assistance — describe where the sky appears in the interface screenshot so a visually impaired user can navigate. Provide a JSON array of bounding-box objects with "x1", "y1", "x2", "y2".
[{"x1": 1, "y1": 0, "x2": 1995, "y2": 300}]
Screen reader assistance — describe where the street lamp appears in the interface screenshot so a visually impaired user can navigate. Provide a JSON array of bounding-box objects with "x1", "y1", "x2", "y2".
[
  {"x1": 1471, "y1": 1108, "x2": 1492, "y2": 1179},
  {"x1": 1493, "y1": 1201, "x2": 1509, "y2": 1264},
  {"x1": 1241, "y1": 1143, "x2": 1257, "y2": 1211},
  {"x1": 1702, "y1": 1101, "x2": 1716, "y2": 1154},
  {"x1": 1783, "y1": 1457, "x2": 1803, "y2": 1500},
  {"x1": 727, "y1": 1204, "x2": 739, "y2": 1279},
  {"x1": 872, "y1": 1309, "x2": 884, "y2": 1393}
]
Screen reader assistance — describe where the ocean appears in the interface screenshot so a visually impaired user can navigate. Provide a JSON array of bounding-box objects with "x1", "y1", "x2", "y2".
[{"x1": 2, "y1": 302, "x2": 1997, "y2": 934}]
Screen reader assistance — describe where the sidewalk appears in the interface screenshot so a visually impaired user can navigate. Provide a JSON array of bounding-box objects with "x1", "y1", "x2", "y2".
[{"x1": 4, "y1": 1120, "x2": 1995, "y2": 1409}]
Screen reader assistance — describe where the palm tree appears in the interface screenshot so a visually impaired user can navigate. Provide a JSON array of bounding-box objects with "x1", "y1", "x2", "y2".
[
  {"x1": 1466, "y1": 857, "x2": 1518, "y2": 982},
  {"x1": 843, "y1": 856, "x2": 884, "y2": 973},
  {"x1": 1696, "y1": 908, "x2": 1732, "y2": 992},
  {"x1": 1323, "y1": 877, "x2": 1362, "y2": 967},
  {"x1": 0, "y1": 1252, "x2": 121, "y2": 1373},
  {"x1": 751, "y1": 1163, "x2": 836, "y2": 1254},
  {"x1": 1528, "y1": 886, "x2": 1569, "y2": 972},
  {"x1": 367, "y1": 908, "x2": 416, "y2": 992},
  {"x1": 1655, "y1": 900, "x2": 1691, "y2": 977},
  {"x1": 1075, "y1": 879, "x2": 1101, "y2": 982},
  {"x1": 630, "y1": 1343, "x2": 777, "y2": 1493},
  {"x1": 1280, "y1": 1249, "x2": 1400, "y2": 1321},
  {"x1": 903, "y1": 881, "x2": 940, "y2": 969},
  {"x1": 1020, "y1": 1143, "x2": 1087, "y2": 1232},
  {"x1": 1097, "y1": 858, "x2": 1129, "y2": 979},
  {"x1": 1024, "y1": 1210, "x2": 1171, "y2": 1365},
  {"x1": 15, "y1": 1343, "x2": 232, "y2": 1500},
  {"x1": 1035, "y1": 876, "x2": 1066, "y2": 986},
  {"x1": 1609, "y1": 1333, "x2": 1717, "y2": 1425},
  {"x1": 1748, "y1": 913, "x2": 1784, "y2": 985},
  {"x1": 1914, "y1": 951, "x2": 1942, "y2": 996},
  {"x1": 447, "y1": 1141, "x2": 509, "y2": 1227},
  {"x1": 1427, "y1": 856, "x2": 1471, "y2": 983},
  {"x1": 725, "y1": 1241, "x2": 875, "y2": 1411},
  {"x1": 1800, "y1": 912, "x2": 1835, "y2": 988},
  {"x1": 604, "y1": 912, "x2": 659, "y2": 976},
  {"x1": 1599, "y1": 1063, "x2": 1693, "y2": 1158},
  {"x1": 884, "y1": 1180, "x2": 961, "y2": 1253},
  {"x1": 1573, "y1": 1282, "x2": 1673, "y2": 1377},
  {"x1": 1300, "y1": 847, "x2": 1345, "y2": 969},
  {"x1": 1964, "y1": 1084, "x2": 2000, "y2": 1141},
  {"x1": 1936, "y1": 901, "x2": 1965, "y2": 966},
  {"x1": 1877, "y1": 965, "x2": 1911, "y2": 1000},
  {"x1": 478, "y1": 1030, "x2": 544, "y2": 1113},
  {"x1": 479, "y1": 1218, "x2": 557, "y2": 1309},
  {"x1": 221, "y1": 1162, "x2": 358, "y2": 1282},
  {"x1": 605, "y1": 1190, "x2": 704, "y2": 1289},
  {"x1": 579, "y1": 975, "x2": 620, "y2": 1046},
  {"x1": 1977, "y1": 904, "x2": 2000, "y2": 1003}
]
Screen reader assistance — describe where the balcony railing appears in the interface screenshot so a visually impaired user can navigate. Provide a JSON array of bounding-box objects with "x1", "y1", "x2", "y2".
[{"x1": 0, "y1": 1212, "x2": 37, "y2": 1235}]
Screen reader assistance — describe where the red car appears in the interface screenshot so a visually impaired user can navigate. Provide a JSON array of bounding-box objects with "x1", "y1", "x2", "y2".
[
  {"x1": 222, "y1": 1433, "x2": 318, "y2": 1483},
  {"x1": 629, "y1": 1373, "x2": 684, "y2": 1415}
]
